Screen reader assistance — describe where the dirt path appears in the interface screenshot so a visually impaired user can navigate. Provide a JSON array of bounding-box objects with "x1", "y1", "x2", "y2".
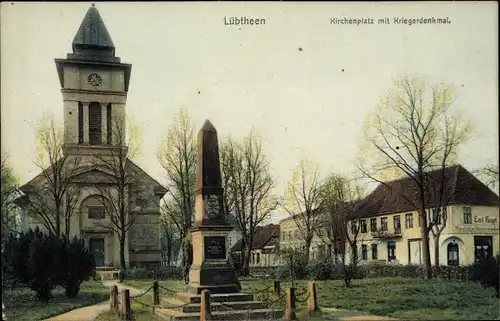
[{"x1": 43, "y1": 282, "x2": 144, "y2": 321}]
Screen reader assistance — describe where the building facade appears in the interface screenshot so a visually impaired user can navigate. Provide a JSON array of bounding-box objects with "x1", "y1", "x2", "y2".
[
  {"x1": 346, "y1": 165, "x2": 499, "y2": 266},
  {"x1": 278, "y1": 165, "x2": 499, "y2": 267},
  {"x1": 17, "y1": 6, "x2": 167, "y2": 269},
  {"x1": 231, "y1": 224, "x2": 280, "y2": 267},
  {"x1": 279, "y1": 215, "x2": 327, "y2": 262}
]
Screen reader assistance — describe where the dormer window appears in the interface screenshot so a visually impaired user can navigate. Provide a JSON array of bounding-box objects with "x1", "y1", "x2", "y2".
[{"x1": 88, "y1": 206, "x2": 105, "y2": 219}]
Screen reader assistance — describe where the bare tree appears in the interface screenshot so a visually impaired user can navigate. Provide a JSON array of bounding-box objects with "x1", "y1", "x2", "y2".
[
  {"x1": 476, "y1": 164, "x2": 499, "y2": 189},
  {"x1": 358, "y1": 76, "x2": 472, "y2": 279},
  {"x1": 318, "y1": 174, "x2": 365, "y2": 286},
  {"x1": 21, "y1": 114, "x2": 82, "y2": 237},
  {"x1": 159, "y1": 214, "x2": 176, "y2": 266},
  {"x1": 220, "y1": 128, "x2": 279, "y2": 276},
  {"x1": 316, "y1": 174, "x2": 350, "y2": 265},
  {"x1": 283, "y1": 159, "x2": 328, "y2": 262},
  {"x1": 1, "y1": 155, "x2": 20, "y2": 244},
  {"x1": 91, "y1": 114, "x2": 150, "y2": 270},
  {"x1": 156, "y1": 107, "x2": 196, "y2": 266}
]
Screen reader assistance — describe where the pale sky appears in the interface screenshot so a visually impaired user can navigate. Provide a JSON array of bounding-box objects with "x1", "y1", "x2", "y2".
[{"x1": 1, "y1": 2, "x2": 498, "y2": 223}]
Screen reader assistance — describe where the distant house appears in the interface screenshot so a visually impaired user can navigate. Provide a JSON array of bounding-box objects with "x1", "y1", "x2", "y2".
[
  {"x1": 232, "y1": 224, "x2": 280, "y2": 267},
  {"x1": 347, "y1": 164, "x2": 499, "y2": 266},
  {"x1": 279, "y1": 210, "x2": 329, "y2": 261}
]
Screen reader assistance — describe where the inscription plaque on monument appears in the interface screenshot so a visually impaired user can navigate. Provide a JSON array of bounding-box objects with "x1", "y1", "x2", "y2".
[{"x1": 204, "y1": 236, "x2": 226, "y2": 260}]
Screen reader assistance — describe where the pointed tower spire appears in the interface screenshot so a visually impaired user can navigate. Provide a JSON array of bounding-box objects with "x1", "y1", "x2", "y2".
[{"x1": 67, "y1": 5, "x2": 120, "y2": 63}]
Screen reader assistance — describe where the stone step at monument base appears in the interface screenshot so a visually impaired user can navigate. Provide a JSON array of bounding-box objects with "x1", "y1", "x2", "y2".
[
  {"x1": 164, "y1": 297, "x2": 266, "y2": 313},
  {"x1": 155, "y1": 308, "x2": 283, "y2": 321},
  {"x1": 155, "y1": 291, "x2": 284, "y2": 321},
  {"x1": 175, "y1": 292, "x2": 254, "y2": 304}
]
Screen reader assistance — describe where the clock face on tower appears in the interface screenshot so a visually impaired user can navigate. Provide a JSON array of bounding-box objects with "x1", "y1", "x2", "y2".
[{"x1": 87, "y1": 73, "x2": 103, "y2": 87}]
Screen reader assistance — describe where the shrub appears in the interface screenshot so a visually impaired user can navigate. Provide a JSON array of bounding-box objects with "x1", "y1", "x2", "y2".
[
  {"x1": 471, "y1": 255, "x2": 499, "y2": 297},
  {"x1": 307, "y1": 259, "x2": 333, "y2": 280},
  {"x1": 57, "y1": 236, "x2": 96, "y2": 297},
  {"x1": 3, "y1": 228, "x2": 95, "y2": 301},
  {"x1": 249, "y1": 266, "x2": 278, "y2": 279},
  {"x1": 276, "y1": 248, "x2": 308, "y2": 281},
  {"x1": 27, "y1": 230, "x2": 61, "y2": 302},
  {"x1": 2, "y1": 229, "x2": 37, "y2": 284}
]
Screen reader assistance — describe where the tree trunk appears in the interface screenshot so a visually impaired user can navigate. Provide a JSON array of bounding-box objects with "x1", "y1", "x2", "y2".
[
  {"x1": 350, "y1": 242, "x2": 358, "y2": 268},
  {"x1": 434, "y1": 234, "x2": 440, "y2": 267},
  {"x1": 305, "y1": 237, "x2": 312, "y2": 262},
  {"x1": 419, "y1": 209, "x2": 432, "y2": 279},
  {"x1": 65, "y1": 216, "x2": 70, "y2": 237},
  {"x1": 167, "y1": 241, "x2": 173, "y2": 266},
  {"x1": 119, "y1": 236, "x2": 127, "y2": 270},
  {"x1": 55, "y1": 204, "x2": 61, "y2": 236},
  {"x1": 243, "y1": 244, "x2": 252, "y2": 276}
]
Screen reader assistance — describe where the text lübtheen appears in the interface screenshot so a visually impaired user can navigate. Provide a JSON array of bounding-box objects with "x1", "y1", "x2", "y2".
[{"x1": 224, "y1": 16, "x2": 266, "y2": 26}]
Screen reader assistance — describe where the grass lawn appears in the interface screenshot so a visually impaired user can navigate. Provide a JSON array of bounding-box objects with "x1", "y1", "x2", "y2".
[
  {"x1": 3, "y1": 281, "x2": 109, "y2": 321},
  {"x1": 120, "y1": 277, "x2": 499, "y2": 320}
]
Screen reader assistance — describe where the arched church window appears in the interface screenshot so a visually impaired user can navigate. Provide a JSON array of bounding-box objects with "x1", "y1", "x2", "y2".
[
  {"x1": 89, "y1": 102, "x2": 102, "y2": 145},
  {"x1": 447, "y1": 241, "x2": 459, "y2": 266}
]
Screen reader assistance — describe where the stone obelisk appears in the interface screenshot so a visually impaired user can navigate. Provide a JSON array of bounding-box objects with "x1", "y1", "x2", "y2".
[{"x1": 187, "y1": 120, "x2": 239, "y2": 294}]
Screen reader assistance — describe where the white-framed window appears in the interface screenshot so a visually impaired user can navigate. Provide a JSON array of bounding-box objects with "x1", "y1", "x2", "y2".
[
  {"x1": 381, "y1": 217, "x2": 388, "y2": 231},
  {"x1": 463, "y1": 207, "x2": 472, "y2": 224},
  {"x1": 405, "y1": 213, "x2": 413, "y2": 229}
]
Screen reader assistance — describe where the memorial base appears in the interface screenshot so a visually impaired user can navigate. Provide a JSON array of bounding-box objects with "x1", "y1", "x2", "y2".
[{"x1": 187, "y1": 262, "x2": 240, "y2": 294}]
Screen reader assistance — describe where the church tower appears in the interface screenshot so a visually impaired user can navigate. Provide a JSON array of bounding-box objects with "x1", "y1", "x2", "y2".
[{"x1": 55, "y1": 4, "x2": 132, "y2": 157}]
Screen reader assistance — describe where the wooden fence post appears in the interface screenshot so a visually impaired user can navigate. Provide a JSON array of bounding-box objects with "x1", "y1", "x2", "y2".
[
  {"x1": 110, "y1": 285, "x2": 118, "y2": 314},
  {"x1": 121, "y1": 289, "x2": 131, "y2": 321},
  {"x1": 200, "y1": 289, "x2": 211, "y2": 321},
  {"x1": 307, "y1": 281, "x2": 318, "y2": 314},
  {"x1": 153, "y1": 281, "x2": 160, "y2": 305},
  {"x1": 285, "y1": 287, "x2": 296, "y2": 321},
  {"x1": 273, "y1": 280, "x2": 281, "y2": 296}
]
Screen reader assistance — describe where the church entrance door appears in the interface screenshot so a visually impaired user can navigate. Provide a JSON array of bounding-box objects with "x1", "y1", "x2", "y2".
[{"x1": 89, "y1": 238, "x2": 105, "y2": 267}]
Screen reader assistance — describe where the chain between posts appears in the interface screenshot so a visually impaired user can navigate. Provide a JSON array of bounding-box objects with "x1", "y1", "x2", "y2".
[
  {"x1": 295, "y1": 291, "x2": 311, "y2": 303},
  {"x1": 158, "y1": 284, "x2": 178, "y2": 294},
  {"x1": 249, "y1": 284, "x2": 274, "y2": 295},
  {"x1": 130, "y1": 285, "x2": 153, "y2": 299}
]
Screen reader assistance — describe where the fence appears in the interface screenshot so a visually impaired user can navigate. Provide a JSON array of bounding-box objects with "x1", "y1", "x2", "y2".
[{"x1": 109, "y1": 280, "x2": 319, "y2": 321}]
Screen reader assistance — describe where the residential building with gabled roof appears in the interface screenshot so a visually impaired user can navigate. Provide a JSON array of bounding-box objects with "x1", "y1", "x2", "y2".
[{"x1": 347, "y1": 164, "x2": 499, "y2": 266}]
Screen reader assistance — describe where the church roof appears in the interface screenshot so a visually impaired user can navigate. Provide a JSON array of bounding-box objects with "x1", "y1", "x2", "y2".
[
  {"x1": 231, "y1": 224, "x2": 280, "y2": 251},
  {"x1": 72, "y1": 4, "x2": 115, "y2": 49},
  {"x1": 66, "y1": 4, "x2": 120, "y2": 63},
  {"x1": 18, "y1": 158, "x2": 167, "y2": 198},
  {"x1": 351, "y1": 164, "x2": 499, "y2": 219}
]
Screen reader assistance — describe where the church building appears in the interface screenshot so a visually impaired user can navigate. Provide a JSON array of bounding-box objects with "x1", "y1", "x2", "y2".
[{"x1": 17, "y1": 5, "x2": 167, "y2": 269}]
